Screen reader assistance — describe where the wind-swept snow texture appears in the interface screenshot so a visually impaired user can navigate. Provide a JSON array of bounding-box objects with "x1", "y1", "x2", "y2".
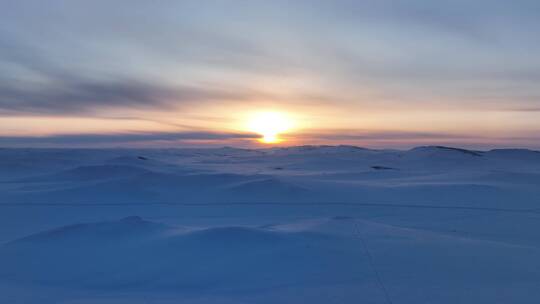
[{"x1": 1, "y1": 146, "x2": 539, "y2": 303}]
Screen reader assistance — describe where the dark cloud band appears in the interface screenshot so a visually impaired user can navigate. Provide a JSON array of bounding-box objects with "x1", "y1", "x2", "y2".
[{"x1": 0, "y1": 131, "x2": 259, "y2": 146}]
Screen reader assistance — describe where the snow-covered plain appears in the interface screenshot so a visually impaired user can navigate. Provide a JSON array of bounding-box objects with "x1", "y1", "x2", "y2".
[{"x1": 0, "y1": 145, "x2": 539, "y2": 303}]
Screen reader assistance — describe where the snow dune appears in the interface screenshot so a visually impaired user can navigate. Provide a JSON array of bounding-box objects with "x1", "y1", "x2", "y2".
[
  {"x1": 0, "y1": 217, "x2": 365, "y2": 293},
  {"x1": 1, "y1": 215, "x2": 539, "y2": 304}
]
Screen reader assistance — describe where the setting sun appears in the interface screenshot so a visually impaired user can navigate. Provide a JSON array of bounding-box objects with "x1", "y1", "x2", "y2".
[{"x1": 247, "y1": 112, "x2": 294, "y2": 144}]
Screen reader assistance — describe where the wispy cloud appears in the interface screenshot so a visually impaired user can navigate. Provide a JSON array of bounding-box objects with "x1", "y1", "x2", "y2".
[
  {"x1": 290, "y1": 129, "x2": 477, "y2": 141},
  {"x1": 0, "y1": 80, "x2": 252, "y2": 115},
  {"x1": 0, "y1": 131, "x2": 259, "y2": 146}
]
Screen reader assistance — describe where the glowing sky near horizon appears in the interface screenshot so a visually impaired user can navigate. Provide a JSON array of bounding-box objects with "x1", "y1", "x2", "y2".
[{"x1": 1, "y1": 0, "x2": 540, "y2": 148}]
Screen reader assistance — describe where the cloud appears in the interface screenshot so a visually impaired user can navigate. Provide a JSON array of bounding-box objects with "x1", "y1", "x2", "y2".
[
  {"x1": 0, "y1": 79, "x2": 256, "y2": 115},
  {"x1": 291, "y1": 129, "x2": 477, "y2": 141},
  {"x1": 0, "y1": 29, "x2": 275, "y2": 116},
  {"x1": 501, "y1": 107, "x2": 540, "y2": 112},
  {"x1": 0, "y1": 131, "x2": 259, "y2": 146}
]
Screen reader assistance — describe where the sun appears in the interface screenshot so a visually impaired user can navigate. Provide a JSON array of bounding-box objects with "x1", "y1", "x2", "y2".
[{"x1": 247, "y1": 112, "x2": 293, "y2": 144}]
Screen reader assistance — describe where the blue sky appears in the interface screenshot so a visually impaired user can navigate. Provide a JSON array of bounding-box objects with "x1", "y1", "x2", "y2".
[{"x1": 1, "y1": 0, "x2": 540, "y2": 148}]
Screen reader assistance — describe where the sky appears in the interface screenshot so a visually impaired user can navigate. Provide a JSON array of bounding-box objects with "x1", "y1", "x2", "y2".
[{"x1": 1, "y1": 0, "x2": 540, "y2": 149}]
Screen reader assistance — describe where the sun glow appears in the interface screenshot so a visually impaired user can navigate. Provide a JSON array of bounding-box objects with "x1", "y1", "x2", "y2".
[{"x1": 247, "y1": 112, "x2": 294, "y2": 144}]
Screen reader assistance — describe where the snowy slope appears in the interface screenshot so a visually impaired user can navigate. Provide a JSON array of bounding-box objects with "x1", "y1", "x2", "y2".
[{"x1": 0, "y1": 146, "x2": 539, "y2": 303}]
